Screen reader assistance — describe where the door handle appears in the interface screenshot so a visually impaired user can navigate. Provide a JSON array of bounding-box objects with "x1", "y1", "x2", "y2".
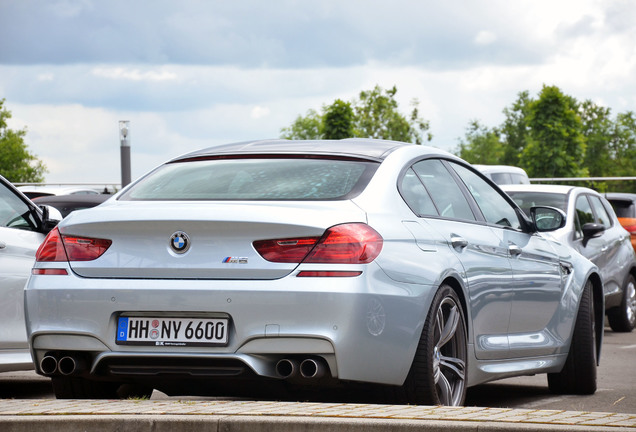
[
  {"x1": 0, "y1": 241, "x2": 6, "y2": 249},
  {"x1": 450, "y1": 235, "x2": 468, "y2": 251},
  {"x1": 508, "y1": 244, "x2": 522, "y2": 257}
]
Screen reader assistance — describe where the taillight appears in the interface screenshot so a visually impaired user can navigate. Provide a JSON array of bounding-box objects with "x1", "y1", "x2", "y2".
[
  {"x1": 253, "y1": 223, "x2": 383, "y2": 264},
  {"x1": 35, "y1": 228, "x2": 68, "y2": 262},
  {"x1": 304, "y1": 224, "x2": 383, "y2": 264},
  {"x1": 35, "y1": 227, "x2": 112, "y2": 262},
  {"x1": 252, "y1": 237, "x2": 320, "y2": 263}
]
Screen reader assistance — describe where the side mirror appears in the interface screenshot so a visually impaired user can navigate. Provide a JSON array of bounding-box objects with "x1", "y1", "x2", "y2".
[
  {"x1": 530, "y1": 206, "x2": 567, "y2": 232},
  {"x1": 582, "y1": 222, "x2": 605, "y2": 239},
  {"x1": 40, "y1": 205, "x2": 62, "y2": 233}
]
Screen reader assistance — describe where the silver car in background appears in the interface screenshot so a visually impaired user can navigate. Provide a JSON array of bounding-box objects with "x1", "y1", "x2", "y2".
[
  {"x1": 25, "y1": 139, "x2": 602, "y2": 405},
  {"x1": 0, "y1": 175, "x2": 60, "y2": 372},
  {"x1": 503, "y1": 184, "x2": 636, "y2": 332}
]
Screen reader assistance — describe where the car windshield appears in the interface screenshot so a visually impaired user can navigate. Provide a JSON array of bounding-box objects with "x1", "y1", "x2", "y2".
[
  {"x1": 505, "y1": 191, "x2": 568, "y2": 216},
  {"x1": 120, "y1": 157, "x2": 378, "y2": 201}
]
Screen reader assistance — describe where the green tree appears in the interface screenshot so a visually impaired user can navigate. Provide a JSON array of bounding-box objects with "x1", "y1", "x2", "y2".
[
  {"x1": 519, "y1": 86, "x2": 588, "y2": 179},
  {"x1": 579, "y1": 100, "x2": 613, "y2": 178},
  {"x1": 323, "y1": 99, "x2": 354, "y2": 139},
  {"x1": 0, "y1": 99, "x2": 47, "y2": 183},
  {"x1": 455, "y1": 85, "x2": 636, "y2": 190},
  {"x1": 500, "y1": 91, "x2": 532, "y2": 166},
  {"x1": 280, "y1": 85, "x2": 432, "y2": 144},
  {"x1": 609, "y1": 111, "x2": 636, "y2": 191},
  {"x1": 456, "y1": 120, "x2": 504, "y2": 164},
  {"x1": 353, "y1": 85, "x2": 432, "y2": 144},
  {"x1": 280, "y1": 108, "x2": 323, "y2": 140}
]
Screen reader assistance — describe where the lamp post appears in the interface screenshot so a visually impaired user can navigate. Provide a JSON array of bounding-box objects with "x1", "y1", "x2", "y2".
[{"x1": 119, "y1": 120, "x2": 131, "y2": 188}]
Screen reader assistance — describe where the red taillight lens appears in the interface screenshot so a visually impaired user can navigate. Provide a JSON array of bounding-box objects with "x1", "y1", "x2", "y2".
[
  {"x1": 304, "y1": 224, "x2": 383, "y2": 264},
  {"x1": 252, "y1": 237, "x2": 320, "y2": 263},
  {"x1": 62, "y1": 235, "x2": 112, "y2": 261},
  {"x1": 35, "y1": 228, "x2": 68, "y2": 262},
  {"x1": 35, "y1": 227, "x2": 112, "y2": 262},
  {"x1": 254, "y1": 223, "x2": 383, "y2": 264}
]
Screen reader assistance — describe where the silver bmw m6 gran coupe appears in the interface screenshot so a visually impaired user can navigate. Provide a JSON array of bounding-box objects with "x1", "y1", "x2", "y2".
[{"x1": 25, "y1": 139, "x2": 603, "y2": 405}]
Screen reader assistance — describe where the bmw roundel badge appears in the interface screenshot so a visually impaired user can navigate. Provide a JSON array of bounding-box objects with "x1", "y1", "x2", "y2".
[{"x1": 170, "y1": 231, "x2": 191, "y2": 254}]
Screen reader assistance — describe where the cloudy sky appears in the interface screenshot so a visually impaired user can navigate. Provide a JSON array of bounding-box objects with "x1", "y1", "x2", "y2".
[{"x1": 1, "y1": 0, "x2": 635, "y2": 185}]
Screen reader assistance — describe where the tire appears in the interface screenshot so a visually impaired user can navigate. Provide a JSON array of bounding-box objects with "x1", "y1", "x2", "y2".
[
  {"x1": 52, "y1": 377, "x2": 153, "y2": 399},
  {"x1": 402, "y1": 284, "x2": 467, "y2": 406},
  {"x1": 548, "y1": 279, "x2": 597, "y2": 395},
  {"x1": 608, "y1": 274, "x2": 636, "y2": 333}
]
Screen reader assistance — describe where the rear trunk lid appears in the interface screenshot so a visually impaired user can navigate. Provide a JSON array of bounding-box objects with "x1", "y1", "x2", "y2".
[{"x1": 59, "y1": 200, "x2": 366, "y2": 280}]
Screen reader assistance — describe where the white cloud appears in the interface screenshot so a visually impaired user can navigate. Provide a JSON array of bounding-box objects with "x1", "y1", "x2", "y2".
[
  {"x1": 37, "y1": 73, "x2": 54, "y2": 81},
  {"x1": 91, "y1": 67, "x2": 178, "y2": 82},
  {"x1": 474, "y1": 31, "x2": 497, "y2": 46},
  {"x1": 3, "y1": 0, "x2": 636, "y2": 185},
  {"x1": 251, "y1": 106, "x2": 271, "y2": 119}
]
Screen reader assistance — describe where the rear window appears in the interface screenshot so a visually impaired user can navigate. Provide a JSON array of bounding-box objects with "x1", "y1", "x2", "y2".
[
  {"x1": 120, "y1": 157, "x2": 378, "y2": 201},
  {"x1": 505, "y1": 191, "x2": 568, "y2": 216},
  {"x1": 608, "y1": 199, "x2": 636, "y2": 218}
]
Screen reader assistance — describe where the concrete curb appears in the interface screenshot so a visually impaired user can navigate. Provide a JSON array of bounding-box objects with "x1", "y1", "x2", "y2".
[{"x1": 0, "y1": 400, "x2": 634, "y2": 431}]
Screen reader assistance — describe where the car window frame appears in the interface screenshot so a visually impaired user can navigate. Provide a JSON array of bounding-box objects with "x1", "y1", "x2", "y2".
[
  {"x1": 589, "y1": 195, "x2": 614, "y2": 228},
  {"x1": 402, "y1": 158, "x2": 480, "y2": 222},
  {"x1": 397, "y1": 156, "x2": 528, "y2": 232},
  {"x1": 446, "y1": 161, "x2": 524, "y2": 231}
]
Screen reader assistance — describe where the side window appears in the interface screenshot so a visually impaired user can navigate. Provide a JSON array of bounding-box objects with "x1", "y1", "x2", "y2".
[
  {"x1": 450, "y1": 163, "x2": 522, "y2": 230},
  {"x1": 399, "y1": 168, "x2": 438, "y2": 216},
  {"x1": 510, "y1": 174, "x2": 529, "y2": 185},
  {"x1": 411, "y1": 159, "x2": 476, "y2": 221},
  {"x1": 589, "y1": 196, "x2": 611, "y2": 228},
  {"x1": 490, "y1": 173, "x2": 511, "y2": 185},
  {"x1": 0, "y1": 183, "x2": 38, "y2": 231},
  {"x1": 575, "y1": 196, "x2": 595, "y2": 226}
]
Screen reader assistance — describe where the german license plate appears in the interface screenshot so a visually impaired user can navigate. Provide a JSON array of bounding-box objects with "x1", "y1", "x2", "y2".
[{"x1": 116, "y1": 317, "x2": 228, "y2": 347}]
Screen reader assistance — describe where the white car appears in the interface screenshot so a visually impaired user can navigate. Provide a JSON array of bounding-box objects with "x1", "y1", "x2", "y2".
[
  {"x1": 0, "y1": 175, "x2": 61, "y2": 372},
  {"x1": 474, "y1": 165, "x2": 530, "y2": 185}
]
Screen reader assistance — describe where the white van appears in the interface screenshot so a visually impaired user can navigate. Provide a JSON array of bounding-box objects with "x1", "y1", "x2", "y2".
[{"x1": 474, "y1": 165, "x2": 530, "y2": 185}]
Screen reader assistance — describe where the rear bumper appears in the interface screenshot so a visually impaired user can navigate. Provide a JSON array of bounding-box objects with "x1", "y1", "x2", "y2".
[{"x1": 25, "y1": 264, "x2": 435, "y2": 386}]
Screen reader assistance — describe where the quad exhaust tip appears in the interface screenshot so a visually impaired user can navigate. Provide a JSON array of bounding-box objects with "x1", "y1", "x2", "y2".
[
  {"x1": 276, "y1": 358, "x2": 327, "y2": 379},
  {"x1": 58, "y1": 356, "x2": 84, "y2": 376},
  {"x1": 275, "y1": 358, "x2": 298, "y2": 378},
  {"x1": 40, "y1": 354, "x2": 86, "y2": 376},
  {"x1": 40, "y1": 356, "x2": 58, "y2": 375},
  {"x1": 300, "y1": 358, "x2": 325, "y2": 379}
]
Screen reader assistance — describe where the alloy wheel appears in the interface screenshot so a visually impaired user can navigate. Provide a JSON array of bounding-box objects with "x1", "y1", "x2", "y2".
[{"x1": 432, "y1": 296, "x2": 467, "y2": 406}]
